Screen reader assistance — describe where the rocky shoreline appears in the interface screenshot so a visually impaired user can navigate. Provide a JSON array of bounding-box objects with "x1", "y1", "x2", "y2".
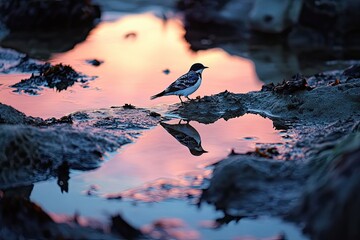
[{"x1": 1, "y1": 59, "x2": 359, "y2": 238}]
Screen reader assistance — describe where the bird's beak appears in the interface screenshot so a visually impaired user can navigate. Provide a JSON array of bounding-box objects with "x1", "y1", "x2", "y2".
[{"x1": 204, "y1": 66, "x2": 209, "y2": 69}]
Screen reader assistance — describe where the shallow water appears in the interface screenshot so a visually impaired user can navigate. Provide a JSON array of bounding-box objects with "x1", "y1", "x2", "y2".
[
  {"x1": 0, "y1": 12, "x2": 311, "y2": 239},
  {"x1": 30, "y1": 115, "x2": 307, "y2": 239},
  {"x1": 0, "y1": 13, "x2": 262, "y2": 118}
]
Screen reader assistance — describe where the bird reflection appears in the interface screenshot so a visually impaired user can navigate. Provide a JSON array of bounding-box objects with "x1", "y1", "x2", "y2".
[
  {"x1": 160, "y1": 120, "x2": 207, "y2": 156},
  {"x1": 57, "y1": 161, "x2": 70, "y2": 193}
]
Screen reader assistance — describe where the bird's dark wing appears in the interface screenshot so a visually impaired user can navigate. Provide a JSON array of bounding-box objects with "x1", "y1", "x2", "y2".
[{"x1": 166, "y1": 71, "x2": 199, "y2": 93}]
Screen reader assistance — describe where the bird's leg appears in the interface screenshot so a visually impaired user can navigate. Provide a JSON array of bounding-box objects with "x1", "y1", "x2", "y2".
[
  {"x1": 179, "y1": 96, "x2": 184, "y2": 104},
  {"x1": 186, "y1": 96, "x2": 191, "y2": 101}
]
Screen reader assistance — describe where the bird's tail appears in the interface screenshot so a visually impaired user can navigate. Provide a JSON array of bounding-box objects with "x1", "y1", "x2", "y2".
[{"x1": 150, "y1": 91, "x2": 165, "y2": 100}]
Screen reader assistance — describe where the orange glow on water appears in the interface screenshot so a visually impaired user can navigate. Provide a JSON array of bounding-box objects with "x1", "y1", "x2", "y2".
[{"x1": 0, "y1": 13, "x2": 261, "y2": 118}]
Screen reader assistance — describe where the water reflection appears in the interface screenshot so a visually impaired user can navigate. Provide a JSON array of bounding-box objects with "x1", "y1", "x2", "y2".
[
  {"x1": 160, "y1": 120, "x2": 207, "y2": 156},
  {"x1": 217, "y1": 42, "x2": 360, "y2": 84},
  {"x1": 0, "y1": 27, "x2": 94, "y2": 60},
  {"x1": 0, "y1": 13, "x2": 262, "y2": 119},
  {"x1": 70, "y1": 114, "x2": 282, "y2": 196},
  {"x1": 57, "y1": 162, "x2": 70, "y2": 194},
  {"x1": 29, "y1": 114, "x2": 304, "y2": 239},
  {"x1": 0, "y1": 11, "x2": 310, "y2": 239}
]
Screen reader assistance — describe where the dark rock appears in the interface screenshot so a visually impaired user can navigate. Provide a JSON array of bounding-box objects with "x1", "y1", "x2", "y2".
[
  {"x1": 11, "y1": 63, "x2": 95, "y2": 94},
  {"x1": 149, "y1": 111, "x2": 161, "y2": 118},
  {"x1": 0, "y1": 105, "x2": 160, "y2": 190},
  {"x1": 200, "y1": 154, "x2": 305, "y2": 216},
  {"x1": 111, "y1": 215, "x2": 143, "y2": 240},
  {"x1": 123, "y1": 103, "x2": 136, "y2": 109},
  {"x1": 307, "y1": 71, "x2": 341, "y2": 88},
  {"x1": 0, "y1": 47, "x2": 45, "y2": 73},
  {"x1": 44, "y1": 115, "x2": 73, "y2": 125},
  {"x1": 0, "y1": 103, "x2": 27, "y2": 124},
  {"x1": 261, "y1": 82, "x2": 275, "y2": 92},
  {"x1": 0, "y1": 197, "x2": 124, "y2": 239},
  {"x1": 0, "y1": 185, "x2": 33, "y2": 199},
  {"x1": 293, "y1": 132, "x2": 360, "y2": 240},
  {"x1": 172, "y1": 90, "x2": 245, "y2": 124},
  {"x1": 174, "y1": 67, "x2": 360, "y2": 123},
  {"x1": 263, "y1": 73, "x2": 312, "y2": 94},
  {"x1": 86, "y1": 59, "x2": 103, "y2": 67},
  {"x1": 247, "y1": 146, "x2": 280, "y2": 159},
  {"x1": 200, "y1": 117, "x2": 359, "y2": 239},
  {"x1": 177, "y1": 0, "x2": 251, "y2": 51},
  {"x1": 343, "y1": 64, "x2": 360, "y2": 80},
  {"x1": 0, "y1": 125, "x2": 109, "y2": 189},
  {"x1": 0, "y1": 0, "x2": 101, "y2": 31},
  {"x1": 177, "y1": 0, "x2": 360, "y2": 50},
  {"x1": 163, "y1": 69, "x2": 170, "y2": 75}
]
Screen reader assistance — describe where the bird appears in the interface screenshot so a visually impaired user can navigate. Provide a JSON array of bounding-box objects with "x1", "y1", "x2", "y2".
[
  {"x1": 160, "y1": 120, "x2": 207, "y2": 156},
  {"x1": 151, "y1": 63, "x2": 208, "y2": 103}
]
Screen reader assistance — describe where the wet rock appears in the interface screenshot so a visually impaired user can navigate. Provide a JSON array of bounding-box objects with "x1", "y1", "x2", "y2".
[
  {"x1": 0, "y1": 185, "x2": 33, "y2": 199},
  {"x1": 0, "y1": 124, "x2": 113, "y2": 189},
  {"x1": 343, "y1": 64, "x2": 360, "y2": 80},
  {"x1": 307, "y1": 71, "x2": 341, "y2": 88},
  {"x1": 250, "y1": 146, "x2": 280, "y2": 159},
  {"x1": 172, "y1": 90, "x2": 245, "y2": 124},
  {"x1": 199, "y1": 114, "x2": 359, "y2": 238},
  {"x1": 0, "y1": 0, "x2": 101, "y2": 31},
  {"x1": 0, "y1": 47, "x2": 45, "y2": 73},
  {"x1": 177, "y1": 0, "x2": 252, "y2": 50},
  {"x1": 261, "y1": 73, "x2": 312, "y2": 94},
  {"x1": 172, "y1": 67, "x2": 360, "y2": 123},
  {"x1": 0, "y1": 197, "x2": 134, "y2": 239},
  {"x1": 178, "y1": 0, "x2": 360, "y2": 50},
  {"x1": 11, "y1": 63, "x2": 95, "y2": 94},
  {"x1": 71, "y1": 107, "x2": 161, "y2": 136},
  {"x1": 200, "y1": 154, "x2": 305, "y2": 217},
  {"x1": 123, "y1": 103, "x2": 136, "y2": 109},
  {"x1": 249, "y1": 0, "x2": 303, "y2": 33},
  {"x1": 0, "y1": 103, "x2": 27, "y2": 124},
  {"x1": 149, "y1": 111, "x2": 161, "y2": 118},
  {"x1": 44, "y1": 115, "x2": 73, "y2": 125},
  {"x1": 111, "y1": 215, "x2": 144, "y2": 240},
  {"x1": 0, "y1": 103, "x2": 50, "y2": 125},
  {"x1": 293, "y1": 132, "x2": 360, "y2": 240},
  {"x1": 197, "y1": 116, "x2": 359, "y2": 239},
  {"x1": 297, "y1": 0, "x2": 360, "y2": 41},
  {"x1": 0, "y1": 104, "x2": 160, "y2": 190}
]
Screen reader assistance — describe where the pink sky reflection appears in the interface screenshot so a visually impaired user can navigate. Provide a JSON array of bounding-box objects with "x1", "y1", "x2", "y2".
[
  {"x1": 82, "y1": 114, "x2": 282, "y2": 194},
  {"x1": 0, "y1": 13, "x2": 261, "y2": 118}
]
